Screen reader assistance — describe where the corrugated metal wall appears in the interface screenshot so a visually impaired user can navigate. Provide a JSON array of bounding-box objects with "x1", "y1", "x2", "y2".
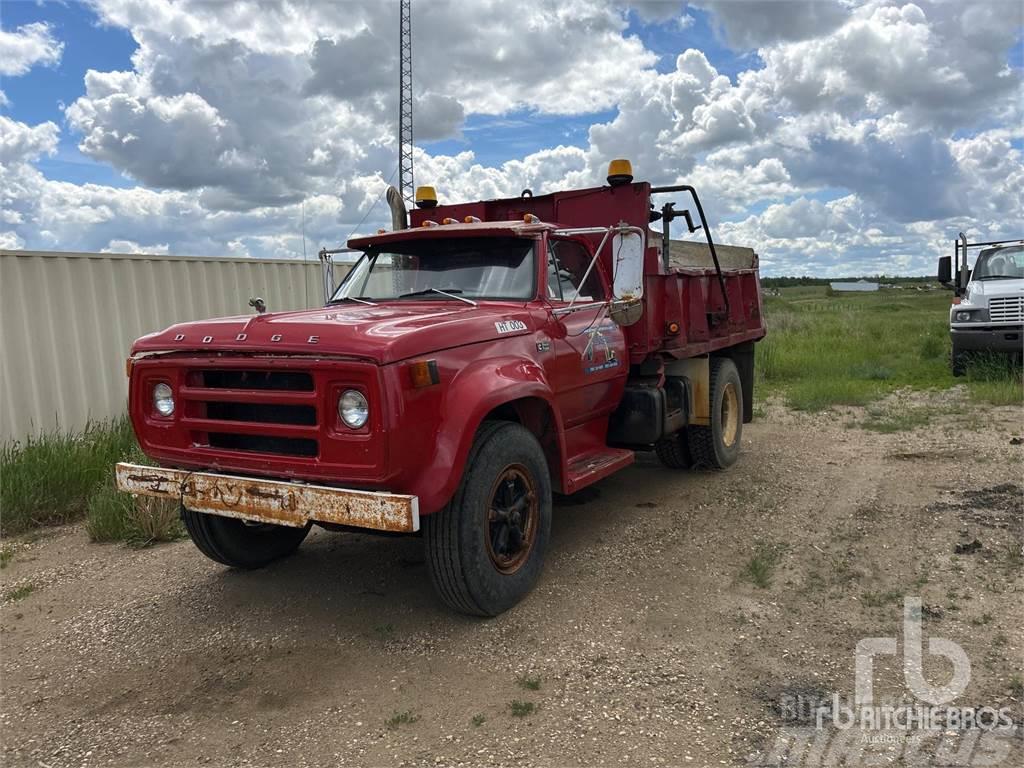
[{"x1": 0, "y1": 250, "x2": 340, "y2": 442}]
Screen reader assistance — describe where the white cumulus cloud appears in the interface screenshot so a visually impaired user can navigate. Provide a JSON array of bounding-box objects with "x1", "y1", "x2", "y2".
[{"x1": 0, "y1": 22, "x2": 64, "y2": 77}]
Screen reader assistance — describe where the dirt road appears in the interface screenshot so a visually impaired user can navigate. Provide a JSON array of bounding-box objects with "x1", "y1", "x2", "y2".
[{"x1": 2, "y1": 397, "x2": 1022, "y2": 767}]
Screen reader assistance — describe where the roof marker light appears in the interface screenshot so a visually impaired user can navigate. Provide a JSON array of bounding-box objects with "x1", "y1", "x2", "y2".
[
  {"x1": 464, "y1": 216, "x2": 482, "y2": 223},
  {"x1": 421, "y1": 220, "x2": 439, "y2": 227},
  {"x1": 523, "y1": 213, "x2": 540, "y2": 224},
  {"x1": 442, "y1": 217, "x2": 458, "y2": 225}
]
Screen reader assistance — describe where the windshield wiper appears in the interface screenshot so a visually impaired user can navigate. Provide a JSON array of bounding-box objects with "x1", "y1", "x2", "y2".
[
  {"x1": 974, "y1": 275, "x2": 1019, "y2": 281},
  {"x1": 397, "y1": 287, "x2": 477, "y2": 306},
  {"x1": 329, "y1": 295, "x2": 378, "y2": 306}
]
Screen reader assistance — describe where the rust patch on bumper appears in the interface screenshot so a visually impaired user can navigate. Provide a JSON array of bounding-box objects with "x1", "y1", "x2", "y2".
[{"x1": 115, "y1": 463, "x2": 419, "y2": 532}]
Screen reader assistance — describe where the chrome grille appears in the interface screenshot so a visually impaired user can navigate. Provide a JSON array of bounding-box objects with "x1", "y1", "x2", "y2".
[{"x1": 989, "y1": 296, "x2": 1024, "y2": 323}]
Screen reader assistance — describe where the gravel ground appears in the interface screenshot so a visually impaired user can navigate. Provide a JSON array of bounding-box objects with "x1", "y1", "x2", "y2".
[{"x1": 2, "y1": 396, "x2": 1022, "y2": 767}]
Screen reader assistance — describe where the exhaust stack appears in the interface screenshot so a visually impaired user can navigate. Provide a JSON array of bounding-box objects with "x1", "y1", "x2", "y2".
[{"x1": 387, "y1": 185, "x2": 408, "y2": 230}]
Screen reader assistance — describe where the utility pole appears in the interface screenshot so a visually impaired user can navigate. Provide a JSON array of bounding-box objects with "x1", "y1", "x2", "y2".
[{"x1": 398, "y1": 0, "x2": 414, "y2": 204}]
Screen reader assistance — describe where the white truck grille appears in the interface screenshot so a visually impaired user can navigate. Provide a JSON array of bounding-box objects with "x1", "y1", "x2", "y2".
[{"x1": 988, "y1": 296, "x2": 1024, "y2": 323}]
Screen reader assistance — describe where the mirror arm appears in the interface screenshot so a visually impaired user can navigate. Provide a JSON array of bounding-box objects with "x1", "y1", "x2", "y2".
[{"x1": 567, "y1": 229, "x2": 613, "y2": 310}]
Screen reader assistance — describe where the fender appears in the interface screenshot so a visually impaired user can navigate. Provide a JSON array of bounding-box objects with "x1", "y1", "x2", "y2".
[{"x1": 404, "y1": 354, "x2": 564, "y2": 515}]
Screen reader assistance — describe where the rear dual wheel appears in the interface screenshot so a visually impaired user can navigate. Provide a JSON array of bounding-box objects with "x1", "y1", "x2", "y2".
[
  {"x1": 423, "y1": 421, "x2": 552, "y2": 616},
  {"x1": 656, "y1": 357, "x2": 743, "y2": 471}
]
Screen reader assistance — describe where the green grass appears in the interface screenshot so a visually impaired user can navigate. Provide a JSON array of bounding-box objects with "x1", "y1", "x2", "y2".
[
  {"x1": 471, "y1": 714, "x2": 486, "y2": 727},
  {"x1": 516, "y1": 675, "x2": 541, "y2": 691},
  {"x1": 86, "y1": 480, "x2": 184, "y2": 547},
  {"x1": 862, "y1": 589, "x2": 902, "y2": 608},
  {"x1": 739, "y1": 542, "x2": 787, "y2": 588},
  {"x1": 965, "y1": 353, "x2": 1024, "y2": 405},
  {"x1": 5, "y1": 582, "x2": 34, "y2": 601},
  {"x1": 1009, "y1": 675, "x2": 1024, "y2": 699},
  {"x1": 757, "y1": 287, "x2": 1022, "y2": 411},
  {"x1": 2, "y1": 418, "x2": 183, "y2": 546},
  {"x1": 858, "y1": 404, "x2": 936, "y2": 433},
  {"x1": 509, "y1": 700, "x2": 536, "y2": 718},
  {"x1": 0, "y1": 546, "x2": 13, "y2": 569},
  {"x1": 1, "y1": 418, "x2": 138, "y2": 535},
  {"x1": 385, "y1": 710, "x2": 419, "y2": 729}
]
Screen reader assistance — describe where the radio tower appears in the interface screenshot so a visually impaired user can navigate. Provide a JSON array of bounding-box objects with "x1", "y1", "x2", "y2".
[{"x1": 398, "y1": 0, "x2": 414, "y2": 204}]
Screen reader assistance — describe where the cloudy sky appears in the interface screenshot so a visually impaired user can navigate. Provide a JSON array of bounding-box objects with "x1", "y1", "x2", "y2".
[{"x1": 1, "y1": 0, "x2": 1022, "y2": 275}]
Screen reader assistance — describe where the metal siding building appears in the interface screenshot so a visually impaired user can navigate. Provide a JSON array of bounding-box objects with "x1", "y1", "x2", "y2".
[
  {"x1": 829, "y1": 280, "x2": 880, "y2": 292},
  {"x1": 1, "y1": 250, "x2": 338, "y2": 442}
]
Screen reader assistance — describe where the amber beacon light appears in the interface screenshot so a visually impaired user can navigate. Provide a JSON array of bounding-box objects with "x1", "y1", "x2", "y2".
[{"x1": 607, "y1": 158, "x2": 633, "y2": 186}]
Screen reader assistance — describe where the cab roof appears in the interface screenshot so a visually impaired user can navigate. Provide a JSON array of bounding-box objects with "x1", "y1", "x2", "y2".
[{"x1": 347, "y1": 220, "x2": 556, "y2": 251}]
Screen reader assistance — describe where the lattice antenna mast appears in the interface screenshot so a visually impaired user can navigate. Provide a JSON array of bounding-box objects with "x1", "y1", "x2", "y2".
[{"x1": 398, "y1": 0, "x2": 414, "y2": 203}]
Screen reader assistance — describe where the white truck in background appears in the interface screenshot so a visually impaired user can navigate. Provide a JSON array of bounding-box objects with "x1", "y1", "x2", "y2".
[{"x1": 938, "y1": 235, "x2": 1024, "y2": 375}]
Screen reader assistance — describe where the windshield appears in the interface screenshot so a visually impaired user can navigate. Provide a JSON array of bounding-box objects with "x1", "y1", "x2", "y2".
[
  {"x1": 973, "y1": 246, "x2": 1024, "y2": 280},
  {"x1": 331, "y1": 237, "x2": 536, "y2": 302}
]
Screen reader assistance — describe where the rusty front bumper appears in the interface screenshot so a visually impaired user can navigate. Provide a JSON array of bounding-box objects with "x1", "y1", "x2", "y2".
[{"x1": 115, "y1": 463, "x2": 420, "y2": 533}]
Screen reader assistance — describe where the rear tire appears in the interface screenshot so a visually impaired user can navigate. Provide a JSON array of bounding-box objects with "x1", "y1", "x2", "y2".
[
  {"x1": 181, "y1": 509, "x2": 310, "y2": 569},
  {"x1": 687, "y1": 357, "x2": 743, "y2": 470},
  {"x1": 423, "y1": 421, "x2": 552, "y2": 617},
  {"x1": 655, "y1": 431, "x2": 692, "y2": 469}
]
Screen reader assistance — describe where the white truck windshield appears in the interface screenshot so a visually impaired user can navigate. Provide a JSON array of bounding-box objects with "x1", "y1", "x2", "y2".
[
  {"x1": 973, "y1": 246, "x2": 1024, "y2": 280},
  {"x1": 331, "y1": 237, "x2": 535, "y2": 302}
]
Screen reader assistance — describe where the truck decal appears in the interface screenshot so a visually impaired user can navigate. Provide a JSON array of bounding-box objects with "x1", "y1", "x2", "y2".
[{"x1": 584, "y1": 359, "x2": 620, "y2": 374}]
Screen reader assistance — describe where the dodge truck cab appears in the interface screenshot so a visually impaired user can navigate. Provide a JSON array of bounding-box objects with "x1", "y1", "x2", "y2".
[
  {"x1": 939, "y1": 235, "x2": 1024, "y2": 375},
  {"x1": 117, "y1": 162, "x2": 766, "y2": 615}
]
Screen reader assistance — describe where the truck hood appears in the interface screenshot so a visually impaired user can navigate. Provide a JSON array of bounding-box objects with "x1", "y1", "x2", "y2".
[
  {"x1": 131, "y1": 302, "x2": 534, "y2": 364},
  {"x1": 966, "y1": 278, "x2": 1024, "y2": 301}
]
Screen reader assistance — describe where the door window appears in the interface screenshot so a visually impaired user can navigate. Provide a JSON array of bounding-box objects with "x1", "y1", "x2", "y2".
[{"x1": 547, "y1": 240, "x2": 605, "y2": 303}]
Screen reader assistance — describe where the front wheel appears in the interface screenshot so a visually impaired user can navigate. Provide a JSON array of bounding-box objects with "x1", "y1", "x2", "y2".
[
  {"x1": 181, "y1": 509, "x2": 310, "y2": 569},
  {"x1": 423, "y1": 421, "x2": 552, "y2": 616},
  {"x1": 687, "y1": 357, "x2": 743, "y2": 469},
  {"x1": 951, "y1": 343, "x2": 968, "y2": 377}
]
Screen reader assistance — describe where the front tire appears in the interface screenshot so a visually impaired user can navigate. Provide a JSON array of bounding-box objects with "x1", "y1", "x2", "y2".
[
  {"x1": 181, "y1": 510, "x2": 310, "y2": 569},
  {"x1": 423, "y1": 421, "x2": 552, "y2": 616},
  {"x1": 687, "y1": 357, "x2": 743, "y2": 469},
  {"x1": 951, "y1": 343, "x2": 968, "y2": 377}
]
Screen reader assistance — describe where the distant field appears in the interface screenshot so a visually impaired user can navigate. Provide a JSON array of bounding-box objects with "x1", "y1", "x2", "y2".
[{"x1": 756, "y1": 285, "x2": 1022, "y2": 411}]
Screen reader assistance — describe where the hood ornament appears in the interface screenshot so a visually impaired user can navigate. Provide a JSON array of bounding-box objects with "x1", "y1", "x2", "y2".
[{"x1": 248, "y1": 297, "x2": 267, "y2": 314}]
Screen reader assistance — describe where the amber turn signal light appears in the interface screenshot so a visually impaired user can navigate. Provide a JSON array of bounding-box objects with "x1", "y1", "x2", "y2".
[
  {"x1": 666, "y1": 321, "x2": 680, "y2": 335},
  {"x1": 408, "y1": 359, "x2": 440, "y2": 388}
]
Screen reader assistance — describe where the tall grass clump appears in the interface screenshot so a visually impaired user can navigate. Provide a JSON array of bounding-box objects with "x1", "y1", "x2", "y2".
[
  {"x1": 87, "y1": 483, "x2": 183, "y2": 547},
  {"x1": 965, "y1": 353, "x2": 1024, "y2": 407},
  {"x1": 1, "y1": 419, "x2": 137, "y2": 535}
]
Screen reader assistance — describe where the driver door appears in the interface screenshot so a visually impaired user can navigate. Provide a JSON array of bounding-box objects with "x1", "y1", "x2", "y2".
[{"x1": 542, "y1": 238, "x2": 627, "y2": 428}]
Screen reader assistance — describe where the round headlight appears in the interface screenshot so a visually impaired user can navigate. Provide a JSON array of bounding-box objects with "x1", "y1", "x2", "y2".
[
  {"x1": 955, "y1": 311, "x2": 972, "y2": 322},
  {"x1": 338, "y1": 389, "x2": 368, "y2": 429},
  {"x1": 153, "y1": 382, "x2": 175, "y2": 416}
]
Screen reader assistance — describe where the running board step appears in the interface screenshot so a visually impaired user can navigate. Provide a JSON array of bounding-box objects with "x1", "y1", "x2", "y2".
[{"x1": 565, "y1": 448, "x2": 634, "y2": 494}]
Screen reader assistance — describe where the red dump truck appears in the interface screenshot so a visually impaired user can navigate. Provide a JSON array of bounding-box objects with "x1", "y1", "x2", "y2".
[{"x1": 116, "y1": 161, "x2": 766, "y2": 615}]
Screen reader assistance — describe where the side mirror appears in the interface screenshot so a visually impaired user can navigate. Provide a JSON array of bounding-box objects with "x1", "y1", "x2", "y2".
[
  {"x1": 611, "y1": 230, "x2": 644, "y2": 302},
  {"x1": 937, "y1": 255, "x2": 952, "y2": 286},
  {"x1": 610, "y1": 229, "x2": 645, "y2": 326}
]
